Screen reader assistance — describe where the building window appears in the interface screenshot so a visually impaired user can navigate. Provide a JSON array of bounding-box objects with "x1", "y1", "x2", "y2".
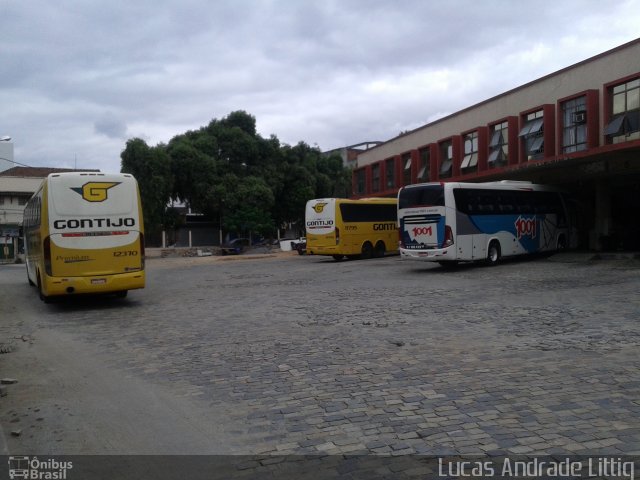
[
  {"x1": 461, "y1": 131, "x2": 478, "y2": 174},
  {"x1": 519, "y1": 110, "x2": 544, "y2": 160},
  {"x1": 418, "y1": 147, "x2": 430, "y2": 182},
  {"x1": 385, "y1": 158, "x2": 395, "y2": 189},
  {"x1": 372, "y1": 164, "x2": 380, "y2": 192},
  {"x1": 402, "y1": 153, "x2": 412, "y2": 186},
  {"x1": 562, "y1": 96, "x2": 588, "y2": 153},
  {"x1": 355, "y1": 169, "x2": 365, "y2": 195},
  {"x1": 605, "y1": 78, "x2": 640, "y2": 143},
  {"x1": 488, "y1": 121, "x2": 508, "y2": 167},
  {"x1": 439, "y1": 141, "x2": 453, "y2": 178}
]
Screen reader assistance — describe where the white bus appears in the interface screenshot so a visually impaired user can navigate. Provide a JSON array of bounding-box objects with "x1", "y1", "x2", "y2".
[
  {"x1": 24, "y1": 172, "x2": 145, "y2": 301},
  {"x1": 397, "y1": 181, "x2": 573, "y2": 265}
]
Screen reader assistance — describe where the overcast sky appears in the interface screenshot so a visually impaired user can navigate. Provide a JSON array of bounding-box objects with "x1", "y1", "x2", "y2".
[{"x1": 2, "y1": 1, "x2": 639, "y2": 174}]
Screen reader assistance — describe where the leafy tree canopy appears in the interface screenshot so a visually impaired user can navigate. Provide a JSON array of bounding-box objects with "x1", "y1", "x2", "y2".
[
  {"x1": 120, "y1": 138, "x2": 173, "y2": 234},
  {"x1": 120, "y1": 111, "x2": 350, "y2": 239}
]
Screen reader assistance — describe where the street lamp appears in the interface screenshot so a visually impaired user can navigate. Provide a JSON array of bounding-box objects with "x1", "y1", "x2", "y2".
[
  {"x1": 0, "y1": 157, "x2": 32, "y2": 168},
  {"x1": 0, "y1": 137, "x2": 18, "y2": 261}
]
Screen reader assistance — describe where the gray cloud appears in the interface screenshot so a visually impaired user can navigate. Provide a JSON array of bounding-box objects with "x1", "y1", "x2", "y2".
[
  {"x1": 0, "y1": 0, "x2": 638, "y2": 173},
  {"x1": 94, "y1": 114, "x2": 128, "y2": 139}
]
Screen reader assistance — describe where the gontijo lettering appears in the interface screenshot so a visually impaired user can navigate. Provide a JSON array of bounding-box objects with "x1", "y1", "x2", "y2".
[
  {"x1": 53, "y1": 217, "x2": 135, "y2": 229},
  {"x1": 373, "y1": 223, "x2": 396, "y2": 231},
  {"x1": 306, "y1": 219, "x2": 333, "y2": 228}
]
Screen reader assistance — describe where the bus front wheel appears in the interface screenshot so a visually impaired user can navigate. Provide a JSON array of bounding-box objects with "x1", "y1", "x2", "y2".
[
  {"x1": 361, "y1": 242, "x2": 373, "y2": 260},
  {"x1": 486, "y1": 241, "x2": 501, "y2": 266}
]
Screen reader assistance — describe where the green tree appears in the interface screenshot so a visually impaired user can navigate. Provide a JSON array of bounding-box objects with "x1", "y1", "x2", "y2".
[
  {"x1": 316, "y1": 152, "x2": 351, "y2": 198},
  {"x1": 121, "y1": 111, "x2": 353, "y2": 244},
  {"x1": 221, "y1": 110, "x2": 257, "y2": 136},
  {"x1": 167, "y1": 135, "x2": 218, "y2": 215},
  {"x1": 120, "y1": 138, "x2": 173, "y2": 236},
  {"x1": 273, "y1": 142, "x2": 351, "y2": 227},
  {"x1": 222, "y1": 175, "x2": 275, "y2": 236}
]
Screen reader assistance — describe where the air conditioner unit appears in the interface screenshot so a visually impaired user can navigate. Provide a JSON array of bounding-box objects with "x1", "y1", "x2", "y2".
[{"x1": 572, "y1": 111, "x2": 587, "y2": 124}]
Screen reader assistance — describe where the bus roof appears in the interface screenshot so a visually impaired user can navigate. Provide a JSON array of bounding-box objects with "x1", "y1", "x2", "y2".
[
  {"x1": 400, "y1": 181, "x2": 554, "y2": 192},
  {"x1": 47, "y1": 171, "x2": 134, "y2": 179}
]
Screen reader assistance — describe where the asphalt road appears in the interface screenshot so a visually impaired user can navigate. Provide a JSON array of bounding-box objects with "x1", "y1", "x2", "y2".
[{"x1": 1, "y1": 252, "x2": 639, "y2": 475}]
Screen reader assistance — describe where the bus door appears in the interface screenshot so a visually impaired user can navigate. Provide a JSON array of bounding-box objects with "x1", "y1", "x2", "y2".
[{"x1": 454, "y1": 210, "x2": 486, "y2": 261}]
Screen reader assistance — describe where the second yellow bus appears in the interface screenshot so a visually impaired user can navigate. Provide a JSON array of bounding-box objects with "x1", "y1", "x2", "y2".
[{"x1": 305, "y1": 198, "x2": 398, "y2": 260}]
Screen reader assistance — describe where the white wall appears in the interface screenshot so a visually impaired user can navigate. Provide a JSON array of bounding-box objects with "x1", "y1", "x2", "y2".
[
  {"x1": 0, "y1": 177, "x2": 44, "y2": 225},
  {"x1": 0, "y1": 141, "x2": 14, "y2": 170}
]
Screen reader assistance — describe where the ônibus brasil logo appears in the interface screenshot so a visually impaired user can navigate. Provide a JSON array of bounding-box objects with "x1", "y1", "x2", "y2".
[
  {"x1": 8, "y1": 456, "x2": 73, "y2": 479},
  {"x1": 515, "y1": 216, "x2": 536, "y2": 239},
  {"x1": 71, "y1": 181, "x2": 120, "y2": 202}
]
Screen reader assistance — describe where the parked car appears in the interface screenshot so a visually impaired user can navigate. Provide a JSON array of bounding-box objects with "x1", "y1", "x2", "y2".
[
  {"x1": 220, "y1": 238, "x2": 250, "y2": 255},
  {"x1": 292, "y1": 237, "x2": 307, "y2": 255}
]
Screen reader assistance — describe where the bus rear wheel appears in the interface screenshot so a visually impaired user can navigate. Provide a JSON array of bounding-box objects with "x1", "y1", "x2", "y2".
[
  {"x1": 26, "y1": 263, "x2": 35, "y2": 286},
  {"x1": 37, "y1": 274, "x2": 52, "y2": 303},
  {"x1": 486, "y1": 241, "x2": 501, "y2": 266},
  {"x1": 332, "y1": 255, "x2": 344, "y2": 261},
  {"x1": 556, "y1": 235, "x2": 567, "y2": 252},
  {"x1": 373, "y1": 241, "x2": 386, "y2": 258},
  {"x1": 361, "y1": 242, "x2": 373, "y2": 260}
]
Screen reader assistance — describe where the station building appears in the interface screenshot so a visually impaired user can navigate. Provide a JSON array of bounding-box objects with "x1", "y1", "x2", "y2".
[
  {"x1": 351, "y1": 38, "x2": 640, "y2": 251},
  {"x1": 0, "y1": 166, "x2": 99, "y2": 260}
]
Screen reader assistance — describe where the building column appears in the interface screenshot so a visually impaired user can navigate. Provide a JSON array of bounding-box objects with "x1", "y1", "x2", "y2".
[{"x1": 591, "y1": 180, "x2": 611, "y2": 251}]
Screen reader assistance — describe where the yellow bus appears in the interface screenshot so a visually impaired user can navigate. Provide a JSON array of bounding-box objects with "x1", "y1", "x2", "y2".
[
  {"x1": 24, "y1": 172, "x2": 145, "y2": 302},
  {"x1": 305, "y1": 198, "x2": 398, "y2": 260}
]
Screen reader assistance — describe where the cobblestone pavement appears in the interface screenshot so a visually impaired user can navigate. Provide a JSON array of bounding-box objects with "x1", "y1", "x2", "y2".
[{"x1": 1, "y1": 253, "x2": 640, "y2": 464}]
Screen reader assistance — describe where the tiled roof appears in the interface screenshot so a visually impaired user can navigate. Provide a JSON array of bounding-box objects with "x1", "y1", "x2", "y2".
[{"x1": 0, "y1": 166, "x2": 100, "y2": 177}]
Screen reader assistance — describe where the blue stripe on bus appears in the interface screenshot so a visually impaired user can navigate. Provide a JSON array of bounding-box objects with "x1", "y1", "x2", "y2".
[{"x1": 469, "y1": 214, "x2": 542, "y2": 253}]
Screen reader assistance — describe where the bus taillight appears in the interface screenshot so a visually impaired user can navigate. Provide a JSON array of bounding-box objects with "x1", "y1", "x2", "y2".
[
  {"x1": 335, "y1": 227, "x2": 340, "y2": 245},
  {"x1": 43, "y1": 236, "x2": 52, "y2": 276},
  {"x1": 443, "y1": 225, "x2": 454, "y2": 247},
  {"x1": 140, "y1": 233, "x2": 145, "y2": 269}
]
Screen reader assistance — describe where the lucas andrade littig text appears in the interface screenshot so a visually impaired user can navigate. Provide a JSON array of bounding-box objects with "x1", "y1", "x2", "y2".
[{"x1": 439, "y1": 457, "x2": 635, "y2": 478}]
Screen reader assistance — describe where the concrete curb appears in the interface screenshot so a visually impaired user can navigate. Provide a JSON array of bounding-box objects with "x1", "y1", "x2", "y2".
[{"x1": 547, "y1": 251, "x2": 640, "y2": 263}]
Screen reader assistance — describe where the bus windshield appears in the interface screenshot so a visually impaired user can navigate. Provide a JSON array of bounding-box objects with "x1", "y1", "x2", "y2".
[{"x1": 399, "y1": 184, "x2": 445, "y2": 209}]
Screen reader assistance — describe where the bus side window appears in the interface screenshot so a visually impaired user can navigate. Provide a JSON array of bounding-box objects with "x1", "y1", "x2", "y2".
[
  {"x1": 453, "y1": 189, "x2": 471, "y2": 214},
  {"x1": 478, "y1": 194, "x2": 495, "y2": 214}
]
